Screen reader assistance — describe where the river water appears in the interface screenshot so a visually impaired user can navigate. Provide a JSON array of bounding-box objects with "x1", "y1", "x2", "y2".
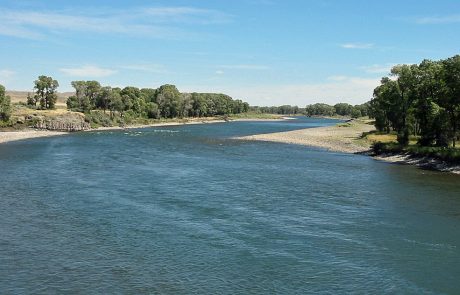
[{"x1": 1, "y1": 117, "x2": 459, "y2": 294}]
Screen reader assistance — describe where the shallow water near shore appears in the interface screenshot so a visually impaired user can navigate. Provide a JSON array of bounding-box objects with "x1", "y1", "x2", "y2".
[{"x1": 1, "y1": 117, "x2": 460, "y2": 294}]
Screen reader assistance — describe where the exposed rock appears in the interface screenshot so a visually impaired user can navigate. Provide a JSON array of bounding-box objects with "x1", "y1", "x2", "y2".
[{"x1": 30, "y1": 113, "x2": 90, "y2": 132}]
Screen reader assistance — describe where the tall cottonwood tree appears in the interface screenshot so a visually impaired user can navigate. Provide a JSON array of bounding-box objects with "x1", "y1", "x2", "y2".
[{"x1": 34, "y1": 76, "x2": 59, "y2": 109}]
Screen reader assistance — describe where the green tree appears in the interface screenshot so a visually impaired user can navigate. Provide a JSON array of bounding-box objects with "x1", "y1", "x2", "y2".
[
  {"x1": 191, "y1": 93, "x2": 208, "y2": 117},
  {"x1": 26, "y1": 92, "x2": 38, "y2": 107},
  {"x1": 351, "y1": 108, "x2": 362, "y2": 118},
  {"x1": 85, "y1": 81, "x2": 101, "y2": 108},
  {"x1": 156, "y1": 84, "x2": 181, "y2": 118},
  {"x1": 390, "y1": 64, "x2": 418, "y2": 145},
  {"x1": 34, "y1": 76, "x2": 59, "y2": 109},
  {"x1": 96, "y1": 86, "x2": 112, "y2": 113},
  {"x1": 68, "y1": 81, "x2": 90, "y2": 111},
  {"x1": 145, "y1": 102, "x2": 160, "y2": 119},
  {"x1": 440, "y1": 55, "x2": 460, "y2": 147},
  {"x1": 371, "y1": 77, "x2": 402, "y2": 133},
  {"x1": 0, "y1": 85, "x2": 12, "y2": 122},
  {"x1": 67, "y1": 81, "x2": 101, "y2": 112},
  {"x1": 305, "y1": 103, "x2": 335, "y2": 117},
  {"x1": 109, "y1": 88, "x2": 124, "y2": 117},
  {"x1": 334, "y1": 103, "x2": 353, "y2": 116}
]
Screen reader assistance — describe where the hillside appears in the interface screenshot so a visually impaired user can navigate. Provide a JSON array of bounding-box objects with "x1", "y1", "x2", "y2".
[{"x1": 6, "y1": 90, "x2": 73, "y2": 106}]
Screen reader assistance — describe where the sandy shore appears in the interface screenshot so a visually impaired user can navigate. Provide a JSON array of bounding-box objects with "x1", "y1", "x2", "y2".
[
  {"x1": 236, "y1": 121, "x2": 375, "y2": 153},
  {"x1": 0, "y1": 130, "x2": 68, "y2": 144}
]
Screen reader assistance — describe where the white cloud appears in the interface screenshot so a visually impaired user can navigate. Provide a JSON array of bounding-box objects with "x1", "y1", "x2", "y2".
[
  {"x1": 60, "y1": 66, "x2": 117, "y2": 78},
  {"x1": 182, "y1": 76, "x2": 379, "y2": 106},
  {"x1": 415, "y1": 14, "x2": 460, "y2": 24},
  {"x1": 215, "y1": 70, "x2": 225, "y2": 75},
  {"x1": 340, "y1": 43, "x2": 375, "y2": 49}
]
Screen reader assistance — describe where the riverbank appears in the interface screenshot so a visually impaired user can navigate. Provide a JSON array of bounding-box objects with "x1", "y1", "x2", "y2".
[
  {"x1": 0, "y1": 130, "x2": 68, "y2": 144},
  {"x1": 0, "y1": 119, "x2": 220, "y2": 144},
  {"x1": 373, "y1": 154, "x2": 460, "y2": 174},
  {"x1": 236, "y1": 120, "x2": 375, "y2": 153},
  {"x1": 236, "y1": 120, "x2": 460, "y2": 174},
  {"x1": 0, "y1": 117, "x2": 286, "y2": 144}
]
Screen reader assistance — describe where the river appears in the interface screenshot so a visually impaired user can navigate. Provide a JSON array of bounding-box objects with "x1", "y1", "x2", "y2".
[{"x1": 1, "y1": 117, "x2": 459, "y2": 294}]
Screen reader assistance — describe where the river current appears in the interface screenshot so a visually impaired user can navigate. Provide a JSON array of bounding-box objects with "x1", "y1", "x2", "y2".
[{"x1": 1, "y1": 117, "x2": 459, "y2": 294}]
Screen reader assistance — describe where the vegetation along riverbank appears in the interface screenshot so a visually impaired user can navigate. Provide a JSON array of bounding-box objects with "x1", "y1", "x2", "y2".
[
  {"x1": 0, "y1": 79, "x2": 286, "y2": 144},
  {"x1": 2, "y1": 53, "x2": 460, "y2": 175}
]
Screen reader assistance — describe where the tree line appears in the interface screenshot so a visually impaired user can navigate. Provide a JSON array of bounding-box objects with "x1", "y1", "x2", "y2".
[
  {"x1": 305, "y1": 102, "x2": 370, "y2": 118},
  {"x1": 65, "y1": 81, "x2": 250, "y2": 119},
  {"x1": 20, "y1": 76, "x2": 250, "y2": 119},
  {"x1": 370, "y1": 55, "x2": 460, "y2": 147},
  {"x1": 250, "y1": 105, "x2": 302, "y2": 115}
]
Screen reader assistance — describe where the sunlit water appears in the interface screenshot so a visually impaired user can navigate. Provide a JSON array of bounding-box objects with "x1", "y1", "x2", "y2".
[{"x1": 1, "y1": 117, "x2": 459, "y2": 294}]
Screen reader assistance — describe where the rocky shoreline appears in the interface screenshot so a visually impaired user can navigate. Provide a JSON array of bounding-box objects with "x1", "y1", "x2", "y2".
[
  {"x1": 373, "y1": 153, "x2": 460, "y2": 174},
  {"x1": 236, "y1": 120, "x2": 460, "y2": 175}
]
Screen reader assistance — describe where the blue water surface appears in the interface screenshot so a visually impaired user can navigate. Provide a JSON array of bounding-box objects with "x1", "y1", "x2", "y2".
[{"x1": 1, "y1": 117, "x2": 459, "y2": 294}]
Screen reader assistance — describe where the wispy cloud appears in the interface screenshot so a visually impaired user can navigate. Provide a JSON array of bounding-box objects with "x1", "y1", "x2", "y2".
[
  {"x1": 215, "y1": 70, "x2": 225, "y2": 75},
  {"x1": 142, "y1": 7, "x2": 232, "y2": 24},
  {"x1": 0, "y1": 24, "x2": 42, "y2": 39},
  {"x1": 219, "y1": 64, "x2": 270, "y2": 70},
  {"x1": 415, "y1": 14, "x2": 460, "y2": 24},
  {"x1": 340, "y1": 43, "x2": 375, "y2": 49},
  {"x1": 59, "y1": 65, "x2": 117, "y2": 78},
  {"x1": 0, "y1": 6, "x2": 231, "y2": 39}
]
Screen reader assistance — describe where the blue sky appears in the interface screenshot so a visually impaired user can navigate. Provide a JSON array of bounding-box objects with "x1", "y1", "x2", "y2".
[{"x1": 0, "y1": 0, "x2": 459, "y2": 106}]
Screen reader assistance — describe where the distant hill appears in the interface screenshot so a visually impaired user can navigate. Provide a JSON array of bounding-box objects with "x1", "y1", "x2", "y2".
[{"x1": 6, "y1": 90, "x2": 74, "y2": 105}]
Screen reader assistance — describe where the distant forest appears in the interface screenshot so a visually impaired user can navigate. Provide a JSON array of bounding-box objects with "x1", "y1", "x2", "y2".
[
  {"x1": 251, "y1": 102, "x2": 370, "y2": 118},
  {"x1": 370, "y1": 55, "x2": 460, "y2": 147},
  {"x1": 1, "y1": 76, "x2": 374, "y2": 127}
]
